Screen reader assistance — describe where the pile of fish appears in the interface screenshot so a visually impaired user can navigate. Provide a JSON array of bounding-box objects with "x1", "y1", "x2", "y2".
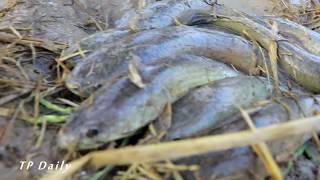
[{"x1": 56, "y1": 0, "x2": 320, "y2": 179}]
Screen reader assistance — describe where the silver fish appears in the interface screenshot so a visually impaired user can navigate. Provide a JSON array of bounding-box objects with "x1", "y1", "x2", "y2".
[
  {"x1": 114, "y1": 0, "x2": 212, "y2": 29},
  {"x1": 63, "y1": 0, "x2": 213, "y2": 59},
  {"x1": 270, "y1": 18, "x2": 320, "y2": 56},
  {"x1": 166, "y1": 76, "x2": 273, "y2": 140},
  {"x1": 58, "y1": 55, "x2": 241, "y2": 150},
  {"x1": 66, "y1": 26, "x2": 264, "y2": 95},
  {"x1": 189, "y1": 14, "x2": 320, "y2": 92},
  {"x1": 175, "y1": 95, "x2": 320, "y2": 179}
]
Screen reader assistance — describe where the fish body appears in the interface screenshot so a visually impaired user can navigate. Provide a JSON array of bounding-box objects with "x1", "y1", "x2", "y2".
[
  {"x1": 213, "y1": 95, "x2": 320, "y2": 155},
  {"x1": 114, "y1": 0, "x2": 212, "y2": 29},
  {"x1": 102, "y1": 0, "x2": 156, "y2": 29},
  {"x1": 278, "y1": 41, "x2": 320, "y2": 93},
  {"x1": 166, "y1": 76, "x2": 273, "y2": 140},
  {"x1": 63, "y1": 29, "x2": 131, "y2": 59},
  {"x1": 190, "y1": 14, "x2": 320, "y2": 92},
  {"x1": 66, "y1": 26, "x2": 263, "y2": 95},
  {"x1": 271, "y1": 18, "x2": 320, "y2": 56},
  {"x1": 63, "y1": 0, "x2": 214, "y2": 60},
  {"x1": 59, "y1": 55, "x2": 241, "y2": 150},
  {"x1": 176, "y1": 95, "x2": 320, "y2": 179}
]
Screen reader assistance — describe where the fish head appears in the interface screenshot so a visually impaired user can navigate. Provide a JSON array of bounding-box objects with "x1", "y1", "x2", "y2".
[
  {"x1": 58, "y1": 128, "x2": 105, "y2": 150},
  {"x1": 58, "y1": 106, "x2": 121, "y2": 150},
  {"x1": 65, "y1": 63, "x2": 104, "y2": 97},
  {"x1": 61, "y1": 76, "x2": 141, "y2": 150},
  {"x1": 65, "y1": 79, "x2": 102, "y2": 98},
  {"x1": 66, "y1": 51, "x2": 132, "y2": 97}
]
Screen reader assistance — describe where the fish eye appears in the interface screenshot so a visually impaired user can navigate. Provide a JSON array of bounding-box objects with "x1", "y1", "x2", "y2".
[
  {"x1": 94, "y1": 83, "x2": 103, "y2": 89},
  {"x1": 85, "y1": 128, "x2": 99, "y2": 138}
]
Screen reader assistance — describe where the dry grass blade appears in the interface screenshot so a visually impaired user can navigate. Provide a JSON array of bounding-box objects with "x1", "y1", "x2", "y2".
[
  {"x1": 0, "y1": 0, "x2": 17, "y2": 16},
  {"x1": 55, "y1": 57, "x2": 71, "y2": 83},
  {"x1": 129, "y1": 16, "x2": 139, "y2": 32},
  {"x1": 57, "y1": 98, "x2": 79, "y2": 108},
  {"x1": 44, "y1": 115, "x2": 320, "y2": 179},
  {"x1": 153, "y1": 163, "x2": 199, "y2": 172},
  {"x1": 269, "y1": 40, "x2": 280, "y2": 93},
  {"x1": 0, "y1": 107, "x2": 29, "y2": 121},
  {"x1": 33, "y1": 78, "x2": 42, "y2": 118},
  {"x1": 137, "y1": 164, "x2": 162, "y2": 180},
  {"x1": 312, "y1": 0, "x2": 320, "y2": 6},
  {"x1": 280, "y1": 0, "x2": 289, "y2": 9},
  {"x1": 239, "y1": 107, "x2": 282, "y2": 180},
  {"x1": 35, "y1": 119, "x2": 47, "y2": 149},
  {"x1": 138, "y1": 0, "x2": 147, "y2": 10},
  {"x1": 58, "y1": 50, "x2": 88, "y2": 62},
  {"x1": 242, "y1": 29, "x2": 260, "y2": 75},
  {"x1": 312, "y1": 132, "x2": 320, "y2": 151},
  {"x1": 0, "y1": 32, "x2": 64, "y2": 52},
  {"x1": 72, "y1": 0, "x2": 104, "y2": 31},
  {"x1": 259, "y1": 45, "x2": 271, "y2": 84},
  {"x1": 173, "y1": 17, "x2": 183, "y2": 26},
  {"x1": 0, "y1": 89, "x2": 30, "y2": 106},
  {"x1": 128, "y1": 56, "x2": 145, "y2": 88},
  {"x1": 0, "y1": 101, "x2": 24, "y2": 144},
  {"x1": 9, "y1": 26, "x2": 22, "y2": 39},
  {"x1": 161, "y1": 160, "x2": 186, "y2": 180}
]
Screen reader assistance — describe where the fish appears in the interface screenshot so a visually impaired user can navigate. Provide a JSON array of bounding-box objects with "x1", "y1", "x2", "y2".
[
  {"x1": 101, "y1": 0, "x2": 156, "y2": 29},
  {"x1": 276, "y1": 40, "x2": 320, "y2": 91},
  {"x1": 114, "y1": 0, "x2": 212, "y2": 29},
  {"x1": 63, "y1": 0, "x2": 213, "y2": 60},
  {"x1": 175, "y1": 95, "x2": 320, "y2": 179},
  {"x1": 165, "y1": 76, "x2": 274, "y2": 140},
  {"x1": 62, "y1": 28, "x2": 170, "y2": 66},
  {"x1": 187, "y1": 14, "x2": 320, "y2": 92},
  {"x1": 58, "y1": 55, "x2": 241, "y2": 150},
  {"x1": 66, "y1": 26, "x2": 265, "y2": 95},
  {"x1": 269, "y1": 18, "x2": 320, "y2": 56},
  {"x1": 62, "y1": 29, "x2": 131, "y2": 62}
]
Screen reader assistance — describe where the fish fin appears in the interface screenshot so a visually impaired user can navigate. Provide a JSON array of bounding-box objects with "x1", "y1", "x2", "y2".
[
  {"x1": 129, "y1": 16, "x2": 140, "y2": 33},
  {"x1": 155, "y1": 103, "x2": 172, "y2": 134},
  {"x1": 128, "y1": 55, "x2": 145, "y2": 88},
  {"x1": 173, "y1": 17, "x2": 184, "y2": 26},
  {"x1": 270, "y1": 21, "x2": 279, "y2": 36},
  {"x1": 137, "y1": 0, "x2": 146, "y2": 10}
]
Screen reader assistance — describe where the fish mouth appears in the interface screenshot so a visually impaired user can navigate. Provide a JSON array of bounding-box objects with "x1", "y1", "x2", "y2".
[
  {"x1": 78, "y1": 141, "x2": 106, "y2": 150},
  {"x1": 57, "y1": 130, "x2": 80, "y2": 150},
  {"x1": 58, "y1": 130, "x2": 106, "y2": 150},
  {"x1": 65, "y1": 80, "x2": 82, "y2": 95},
  {"x1": 65, "y1": 79, "x2": 99, "y2": 97}
]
